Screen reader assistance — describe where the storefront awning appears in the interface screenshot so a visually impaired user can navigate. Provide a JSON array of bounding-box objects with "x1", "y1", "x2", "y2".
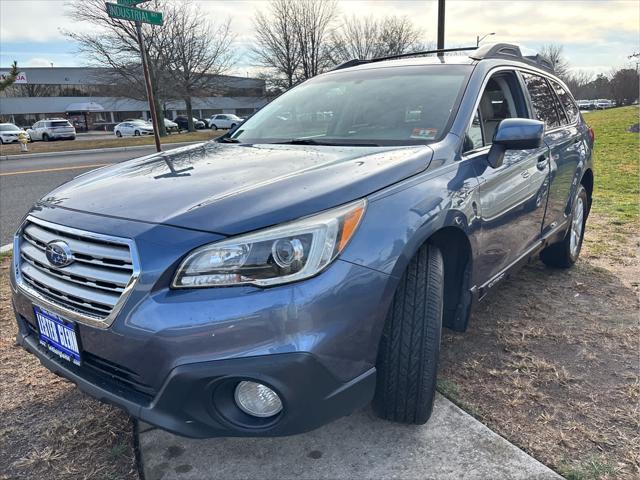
[{"x1": 65, "y1": 102, "x2": 105, "y2": 112}]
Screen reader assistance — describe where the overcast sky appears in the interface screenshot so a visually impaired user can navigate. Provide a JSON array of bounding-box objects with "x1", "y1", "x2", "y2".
[{"x1": 1, "y1": 0, "x2": 639, "y2": 77}]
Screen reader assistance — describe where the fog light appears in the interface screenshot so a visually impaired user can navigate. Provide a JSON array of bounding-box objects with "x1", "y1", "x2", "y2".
[{"x1": 234, "y1": 381, "x2": 283, "y2": 418}]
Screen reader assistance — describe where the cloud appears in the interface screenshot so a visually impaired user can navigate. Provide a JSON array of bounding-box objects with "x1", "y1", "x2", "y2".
[
  {"x1": 25, "y1": 57, "x2": 55, "y2": 67},
  {"x1": 1, "y1": 0, "x2": 638, "y2": 73}
]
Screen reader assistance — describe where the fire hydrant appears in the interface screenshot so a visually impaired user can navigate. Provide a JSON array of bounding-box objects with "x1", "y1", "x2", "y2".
[{"x1": 18, "y1": 131, "x2": 29, "y2": 152}]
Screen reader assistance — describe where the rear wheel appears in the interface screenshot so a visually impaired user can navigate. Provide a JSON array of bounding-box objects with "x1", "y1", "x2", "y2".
[
  {"x1": 211, "y1": 124, "x2": 218, "y2": 130},
  {"x1": 373, "y1": 243, "x2": 443, "y2": 424},
  {"x1": 230, "y1": 123, "x2": 237, "y2": 129},
  {"x1": 134, "y1": 130, "x2": 140, "y2": 136},
  {"x1": 540, "y1": 185, "x2": 588, "y2": 268}
]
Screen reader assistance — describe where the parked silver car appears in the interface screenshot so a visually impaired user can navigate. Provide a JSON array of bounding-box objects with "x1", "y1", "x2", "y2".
[
  {"x1": 208, "y1": 114, "x2": 243, "y2": 130},
  {"x1": 27, "y1": 119, "x2": 76, "y2": 141},
  {"x1": 114, "y1": 120, "x2": 154, "y2": 137},
  {"x1": 0, "y1": 123, "x2": 30, "y2": 144}
]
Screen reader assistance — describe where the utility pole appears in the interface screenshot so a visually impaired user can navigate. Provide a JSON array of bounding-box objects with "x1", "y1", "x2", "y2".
[
  {"x1": 135, "y1": 21, "x2": 162, "y2": 153},
  {"x1": 437, "y1": 0, "x2": 445, "y2": 57}
]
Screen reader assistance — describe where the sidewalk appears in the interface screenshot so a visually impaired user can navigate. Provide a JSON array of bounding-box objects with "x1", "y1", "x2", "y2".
[{"x1": 138, "y1": 394, "x2": 562, "y2": 480}]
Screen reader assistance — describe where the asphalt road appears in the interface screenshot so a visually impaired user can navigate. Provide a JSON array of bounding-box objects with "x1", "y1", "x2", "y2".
[{"x1": 0, "y1": 146, "x2": 170, "y2": 245}]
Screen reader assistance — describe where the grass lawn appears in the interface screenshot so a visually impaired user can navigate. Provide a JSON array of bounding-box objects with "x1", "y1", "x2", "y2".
[{"x1": 0, "y1": 130, "x2": 224, "y2": 156}]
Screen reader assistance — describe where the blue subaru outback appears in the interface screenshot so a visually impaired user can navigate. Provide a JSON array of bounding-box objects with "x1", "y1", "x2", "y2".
[{"x1": 11, "y1": 44, "x2": 594, "y2": 437}]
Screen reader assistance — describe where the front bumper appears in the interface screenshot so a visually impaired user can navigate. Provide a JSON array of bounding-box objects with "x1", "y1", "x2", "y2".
[
  {"x1": 15, "y1": 313, "x2": 375, "y2": 437},
  {"x1": 10, "y1": 206, "x2": 396, "y2": 437}
]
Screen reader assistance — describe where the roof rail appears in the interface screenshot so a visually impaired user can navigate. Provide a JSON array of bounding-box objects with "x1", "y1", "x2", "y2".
[
  {"x1": 469, "y1": 43, "x2": 554, "y2": 72},
  {"x1": 332, "y1": 46, "x2": 477, "y2": 71}
]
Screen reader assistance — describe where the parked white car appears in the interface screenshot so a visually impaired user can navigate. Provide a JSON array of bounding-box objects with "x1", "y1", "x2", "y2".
[
  {"x1": 114, "y1": 120, "x2": 154, "y2": 137},
  {"x1": 164, "y1": 118, "x2": 179, "y2": 133},
  {"x1": 28, "y1": 119, "x2": 76, "y2": 141},
  {"x1": 208, "y1": 114, "x2": 243, "y2": 130},
  {"x1": 0, "y1": 123, "x2": 30, "y2": 144}
]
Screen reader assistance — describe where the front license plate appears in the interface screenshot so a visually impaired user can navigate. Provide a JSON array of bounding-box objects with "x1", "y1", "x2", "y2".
[{"x1": 34, "y1": 306, "x2": 81, "y2": 366}]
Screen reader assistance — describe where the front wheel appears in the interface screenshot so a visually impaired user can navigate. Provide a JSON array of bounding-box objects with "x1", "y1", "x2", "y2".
[
  {"x1": 210, "y1": 124, "x2": 218, "y2": 131},
  {"x1": 134, "y1": 130, "x2": 140, "y2": 136},
  {"x1": 373, "y1": 243, "x2": 443, "y2": 424},
  {"x1": 540, "y1": 185, "x2": 588, "y2": 268},
  {"x1": 42, "y1": 133, "x2": 49, "y2": 142}
]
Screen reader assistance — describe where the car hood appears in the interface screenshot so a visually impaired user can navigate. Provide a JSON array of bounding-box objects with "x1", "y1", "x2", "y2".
[{"x1": 41, "y1": 141, "x2": 433, "y2": 235}]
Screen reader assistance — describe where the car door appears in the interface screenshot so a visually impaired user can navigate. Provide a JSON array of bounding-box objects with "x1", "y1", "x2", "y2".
[
  {"x1": 543, "y1": 78, "x2": 588, "y2": 233},
  {"x1": 464, "y1": 70, "x2": 551, "y2": 285}
]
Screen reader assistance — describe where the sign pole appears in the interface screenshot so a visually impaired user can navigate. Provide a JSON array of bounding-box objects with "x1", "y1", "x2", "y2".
[{"x1": 135, "y1": 20, "x2": 162, "y2": 152}]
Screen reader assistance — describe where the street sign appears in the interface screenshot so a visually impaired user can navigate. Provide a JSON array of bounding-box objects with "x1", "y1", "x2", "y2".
[
  {"x1": 106, "y1": 2, "x2": 163, "y2": 26},
  {"x1": 116, "y1": 0, "x2": 147, "y2": 5},
  {"x1": 116, "y1": 0, "x2": 147, "y2": 6}
]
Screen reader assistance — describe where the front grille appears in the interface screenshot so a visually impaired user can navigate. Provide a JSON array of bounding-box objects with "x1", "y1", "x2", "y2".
[{"x1": 17, "y1": 217, "x2": 136, "y2": 321}]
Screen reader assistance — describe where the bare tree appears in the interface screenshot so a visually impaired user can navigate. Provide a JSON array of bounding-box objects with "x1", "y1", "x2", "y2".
[
  {"x1": 540, "y1": 44, "x2": 570, "y2": 79},
  {"x1": 332, "y1": 15, "x2": 424, "y2": 63},
  {"x1": 0, "y1": 61, "x2": 20, "y2": 92},
  {"x1": 165, "y1": 1, "x2": 235, "y2": 131},
  {"x1": 64, "y1": 0, "x2": 179, "y2": 135},
  {"x1": 292, "y1": 0, "x2": 338, "y2": 79},
  {"x1": 252, "y1": 0, "x2": 301, "y2": 88}
]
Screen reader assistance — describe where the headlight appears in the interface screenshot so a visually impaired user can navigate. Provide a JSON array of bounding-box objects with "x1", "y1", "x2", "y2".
[{"x1": 172, "y1": 199, "x2": 366, "y2": 288}]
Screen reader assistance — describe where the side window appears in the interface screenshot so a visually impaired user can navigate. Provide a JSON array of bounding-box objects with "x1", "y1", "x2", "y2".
[
  {"x1": 550, "y1": 79, "x2": 579, "y2": 124},
  {"x1": 464, "y1": 72, "x2": 524, "y2": 152},
  {"x1": 521, "y1": 72, "x2": 560, "y2": 128}
]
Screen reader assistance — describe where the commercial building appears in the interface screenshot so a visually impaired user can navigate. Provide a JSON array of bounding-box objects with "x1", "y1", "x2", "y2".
[{"x1": 0, "y1": 67, "x2": 268, "y2": 130}]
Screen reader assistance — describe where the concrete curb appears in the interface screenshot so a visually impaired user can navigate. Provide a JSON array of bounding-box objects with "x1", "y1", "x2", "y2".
[
  {"x1": 0, "y1": 141, "x2": 203, "y2": 161},
  {"x1": 138, "y1": 394, "x2": 563, "y2": 480}
]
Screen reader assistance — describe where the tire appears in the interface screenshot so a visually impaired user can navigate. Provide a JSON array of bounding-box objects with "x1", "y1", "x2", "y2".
[
  {"x1": 116, "y1": 131, "x2": 122, "y2": 138},
  {"x1": 540, "y1": 185, "x2": 588, "y2": 268},
  {"x1": 42, "y1": 133, "x2": 49, "y2": 142},
  {"x1": 0, "y1": 137, "x2": 4, "y2": 144},
  {"x1": 211, "y1": 124, "x2": 218, "y2": 131},
  {"x1": 230, "y1": 123, "x2": 237, "y2": 129},
  {"x1": 134, "y1": 130, "x2": 141, "y2": 136},
  {"x1": 373, "y1": 243, "x2": 444, "y2": 424}
]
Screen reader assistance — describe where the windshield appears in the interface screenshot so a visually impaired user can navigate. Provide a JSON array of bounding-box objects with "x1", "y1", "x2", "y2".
[
  {"x1": 0, "y1": 124, "x2": 19, "y2": 131},
  {"x1": 231, "y1": 65, "x2": 471, "y2": 146}
]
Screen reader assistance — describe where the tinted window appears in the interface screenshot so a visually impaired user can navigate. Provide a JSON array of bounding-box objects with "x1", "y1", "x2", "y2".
[
  {"x1": 233, "y1": 65, "x2": 472, "y2": 146},
  {"x1": 550, "y1": 80, "x2": 579, "y2": 123},
  {"x1": 521, "y1": 72, "x2": 560, "y2": 128}
]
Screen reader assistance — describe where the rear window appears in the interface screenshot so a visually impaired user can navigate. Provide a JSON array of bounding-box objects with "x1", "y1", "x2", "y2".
[
  {"x1": 521, "y1": 72, "x2": 561, "y2": 129},
  {"x1": 550, "y1": 80, "x2": 579, "y2": 124},
  {"x1": 51, "y1": 121, "x2": 72, "y2": 127}
]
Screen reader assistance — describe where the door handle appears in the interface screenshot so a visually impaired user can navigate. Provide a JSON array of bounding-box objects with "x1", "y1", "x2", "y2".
[{"x1": 536, "y1": 155, "x2": 549, "y2": 171}]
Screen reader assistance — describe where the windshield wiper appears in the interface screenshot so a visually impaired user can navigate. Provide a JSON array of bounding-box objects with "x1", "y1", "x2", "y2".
[
  {"x1": 275, "y1": 138, "x2": 380, "y2": 147},
  {"x1": 218, "y1": 137, "x2": 240, "y2": 143}
]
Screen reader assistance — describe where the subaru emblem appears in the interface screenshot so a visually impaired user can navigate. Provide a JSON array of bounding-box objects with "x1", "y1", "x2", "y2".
[{"x1": 45, "y1": 240, "x2": 74, "y2": 268}]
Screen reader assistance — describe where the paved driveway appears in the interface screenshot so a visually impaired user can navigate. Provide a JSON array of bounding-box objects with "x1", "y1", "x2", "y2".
[{"x1": 139, "y1": 394, "x2": 561, "y2": 480}]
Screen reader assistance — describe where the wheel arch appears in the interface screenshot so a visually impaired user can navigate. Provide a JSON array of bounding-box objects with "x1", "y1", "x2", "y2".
[
  {"x1": 580, "y1": 168, "x2": 594, "y2": 215},
  {"x1": 428, "y1": 226, "x2": 474, "y2": 332}
]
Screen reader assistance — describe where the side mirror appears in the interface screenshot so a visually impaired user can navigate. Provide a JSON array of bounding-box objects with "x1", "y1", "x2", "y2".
[{"x1": 487, "y1": 118, "x2": 545, "y2": 168}]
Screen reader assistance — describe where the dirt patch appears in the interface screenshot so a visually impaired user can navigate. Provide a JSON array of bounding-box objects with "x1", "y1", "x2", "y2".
[
  {"x1": 0, "y1": 257, "x2": 138, "y2": 480},
  {"x1": 438, "y1": 218, "x2": 640, "y2": 479}
]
